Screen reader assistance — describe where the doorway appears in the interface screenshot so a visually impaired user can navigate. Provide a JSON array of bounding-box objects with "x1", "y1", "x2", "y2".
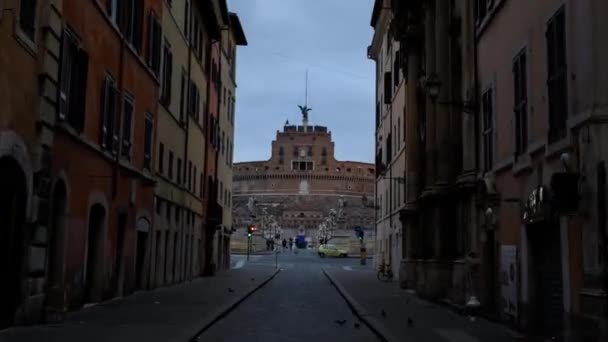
[
  {"x1": 47, "y1": 180, "x2": 67, "y2": 310},
  {"x1": 112, "y1": 212, "x2": 127, "y2": 296},
  {"x1": 0, "y1": 157, "x2": 28, "y2": 329},
  {"x1": 84, "y1": 204, "x2": 106, "y2": 303},
  {"x1": 527, "y1": 220, "x2": 563, "y2": 335},
  {"x1": 135, "y1": 218, "x2": 150, "y2": 290}
]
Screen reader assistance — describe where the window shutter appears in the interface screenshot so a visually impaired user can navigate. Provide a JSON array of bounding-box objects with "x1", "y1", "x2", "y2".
[
  {"x1": 109, "y1": 85, "x2": 119, "y2": 154},
  {"x1": 70, "y1": 49, "x2": 89, "y2": 132},
  {"x1": 100, "y1": 79, "x2": 109, "y2": 148}
]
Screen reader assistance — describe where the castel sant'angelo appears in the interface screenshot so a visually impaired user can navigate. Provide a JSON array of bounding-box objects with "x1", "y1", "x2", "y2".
[{"x1": 231, "y1": 106, "x2": 376, "y2": 253}]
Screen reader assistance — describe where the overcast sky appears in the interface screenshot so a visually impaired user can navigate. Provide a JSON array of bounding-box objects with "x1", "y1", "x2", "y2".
[{"x1": 228, "y1": 0, "x2": 375, "y2": 163}]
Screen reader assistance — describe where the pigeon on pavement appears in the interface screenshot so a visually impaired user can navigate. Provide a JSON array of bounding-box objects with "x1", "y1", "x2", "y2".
[
  {"x1": 381, "y1": 310, "x2": 387, "y2": 319},
  {"x1": 407, "y1": 317, "x2": 414, "y2": 327},
  {"x1": 228, "y1": 288, "x2": 235, "y2": 293},
  {"x1": 354, "y1": 322, "x2": 361, "y2": 329},
  {"x1": 334, "y1": 319, "x2": 347, "y2": 326}
]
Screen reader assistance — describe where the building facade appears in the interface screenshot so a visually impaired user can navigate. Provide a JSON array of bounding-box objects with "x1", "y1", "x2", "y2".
[
  {"x1": 368, "y1": 1, "x2": 408, "y2": 278},
  {"x1": 216, "y1": 13, "x2": 246, "y2": 270},
  {"x1": 232, "y1": 114, "x2": 376, "y2": 255},
  {"x1": 374, "y1": 0, "x2": 608, "y2": 339},
  {"x1": 475, "y1": 0, "x2": 608, "y2": 338},
  {"x1": 0, "y1": 0, "x2": 246, "y2": 329},
  {"x1": 0, "y1": 0, "x2": 64, "y2": 328}
]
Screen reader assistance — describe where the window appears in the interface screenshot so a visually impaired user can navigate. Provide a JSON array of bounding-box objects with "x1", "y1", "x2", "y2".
[
  {"x1": 475, "y1": 0, "x2": 487, "y2": 24},
  {"x1": 230, "y1": 142, "x2": 234, "y2": 166},
  {"x1": 279, "y1": 146, "x2": 284, "y2": 164},
  {"x1": 546, "y1": 7, "x2": 568, "y2": 143},
  {"x1": 193, "y1": 16, "x2": 199, "y2": 47},
  {"x1": 188, "y1": 81, "x2": 200, "y2": 120},
  {"x1": 199, "y1": 173, "x2": 204, "y2": 197},
  {"x1": 143, "y1": 113, "x2": 153, "y2": 169},
  {"x1": 384, "y1": 72, "x2": 392, "y2": 104},
  {"x1": 19, "y1": 0, "x2": 37, "y2": 41},
  {"x1": 158, "y1": 142, "x2": 165, "y2": 173},
  {"x1": 482, "y1": 88, "x2": 494, "y2": 172},
  {"x1": 221, "y1": 131, "x2": 225, "y2": 155},
  {"x1": 106, "y1": 0, "x2": 118, "y2": 24},
  {"x1": 168, "y1": 151, "x2": 174, "y2": 180},
  {"x1": 161, "y1": 42, "x2": 173, "y2": 106},
  {"x1": 121, "y1": 95, "x2": 134, "y2": 160},
  {"x1": 193, "y1": 166, "x2": 197, "y2": 192},
  {"x1": 188, "y1": 161, "x2": 192, "y2": 190},
  {"x1": 177, "y1": 158, "x2": 182, "y2": 184},
  {"x1": 513, "y1": 49, "x2": 528, "y2": 156},
  {"x1": 156, "y1": 197, "x2": 162, "y2": 214},
  {"x1": 394, "y1": 51, "x2": 400, "y2": 86},
  {"x1": 58, "y1": 29, "x2": 89, "y2": 132},
  {"x1": 166, "y1": 203, "x2": 172, "y2": 221},
  {"x1": 197, "y1": 26, "x2": 204, "y2": 62},
  {"x1": 179, "y1": 69, "x2": 186, "y2": 123},
  {"x1": 100, "y1": 75, "x2": 119, "y2": 152},
  {"x1": 147, "y1": 11, "x2": 162, "y2": 75},
  {"x1": 397, "y1": 117, "x2": 401, "y2": 150},
  {"x1": 184, "y1": 1, "x2": 189, "y2": 38},
  {"x1": 119, "y1": 0, "x2": 144, "y2": 51}
]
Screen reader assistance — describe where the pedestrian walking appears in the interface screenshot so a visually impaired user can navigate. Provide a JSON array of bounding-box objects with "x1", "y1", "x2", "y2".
[
  {"x1": 282, "y1": 239, "x2": 287, "y2": 251},
  {"x1": 289, "y1": 238, "x2": 293, "y2": 251}
]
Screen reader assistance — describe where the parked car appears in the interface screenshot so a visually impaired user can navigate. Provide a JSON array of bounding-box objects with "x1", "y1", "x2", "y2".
[{"x1": 318, "y1": 244, "x2": 348, "y2": 258}]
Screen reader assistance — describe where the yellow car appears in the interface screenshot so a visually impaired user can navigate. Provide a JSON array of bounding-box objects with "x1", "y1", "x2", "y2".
[{"x1": 318, "y1": 244, "x2": 348, "y2": 258}]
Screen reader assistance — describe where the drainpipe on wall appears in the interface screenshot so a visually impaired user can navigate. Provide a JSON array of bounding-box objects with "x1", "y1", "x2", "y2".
[{"x1": 113, "y1": 14, "x2": 128, "y2": 199}]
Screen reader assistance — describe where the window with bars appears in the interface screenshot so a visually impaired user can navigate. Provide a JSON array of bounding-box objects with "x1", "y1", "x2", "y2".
[
  {"x1": 513, "y1": 49, "x2": 528, "y2": 156},
  {"x1": 58, "y1": 29, "x2": 89, "y2": 132},
  {"x1": 546, "y1": 7, "x2": 568, "y2": 143},
  {"x1": 482, "y1": 88, "x2": 494, "y2": 172}
]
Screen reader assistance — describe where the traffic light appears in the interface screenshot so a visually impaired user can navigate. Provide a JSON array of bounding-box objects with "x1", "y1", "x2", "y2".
[{"x1": 247, "y1": 224, "x2": 256, "y2": 238}]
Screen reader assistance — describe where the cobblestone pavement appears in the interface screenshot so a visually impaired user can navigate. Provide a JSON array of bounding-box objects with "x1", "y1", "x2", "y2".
[
  {"x1": 0, "y1": 263, "x2": 277, "y2": 342},
  {"x1": 196, "y1": 250, "x2": 380, "y2": 342},
  {"x1": 323, "y1": 261, "x2": 523, "y2": 342}
]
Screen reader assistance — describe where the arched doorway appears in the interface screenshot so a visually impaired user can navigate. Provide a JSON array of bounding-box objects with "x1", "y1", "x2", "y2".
[
  {"x1": 0, "y1": 156, "x2": 28, "y2": 328},
  {"x1": 135, "y1": 217, "x2": 150, "y2": 290},
  {"x1": 84, "y1": 204, "x2": 106, "y2": 303},
  {"x1": 46, "y1": 180, "x2": 67, "y2": 311}
]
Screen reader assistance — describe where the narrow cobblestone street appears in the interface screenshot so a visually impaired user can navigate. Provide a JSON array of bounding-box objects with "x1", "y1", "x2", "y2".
[{"x1": 196, "y1": 251, "x2": 379, "y2": 342}]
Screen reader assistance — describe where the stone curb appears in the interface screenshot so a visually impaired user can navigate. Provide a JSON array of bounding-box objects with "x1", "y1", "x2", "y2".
[
  {"x1": 187, "y1": 268, "x2": 282, "y2": 341},
  {"x1": 322, "y1": 268, "x2": 400, "y2": 342}
]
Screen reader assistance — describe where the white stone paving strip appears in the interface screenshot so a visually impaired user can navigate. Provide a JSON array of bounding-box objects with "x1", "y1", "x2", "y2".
[
  {"x1": 434, "y1": 329, "x2": 480, "y2": 342},
  {"x1": 342, "y1": 266, "x2": 353, "y2": 271}
]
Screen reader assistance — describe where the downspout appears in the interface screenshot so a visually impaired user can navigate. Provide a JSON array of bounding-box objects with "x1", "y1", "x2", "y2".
[{"x1": 113, "y1": 20, "x2": 127, "y2": 199}]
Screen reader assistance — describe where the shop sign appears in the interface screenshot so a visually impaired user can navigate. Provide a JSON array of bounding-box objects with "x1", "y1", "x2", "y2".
[{"x1": 523, "y1": 186, "x2": 551, "y2": 224}]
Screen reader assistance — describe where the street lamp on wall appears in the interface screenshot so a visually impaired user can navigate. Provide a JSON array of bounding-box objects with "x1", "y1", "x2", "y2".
[
  {"x1": 424, "y1": 73, "x2": 478, "y2": 114},
  {"x1": 424, "y1": 74, "x2": 442, "y2": 102}
]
